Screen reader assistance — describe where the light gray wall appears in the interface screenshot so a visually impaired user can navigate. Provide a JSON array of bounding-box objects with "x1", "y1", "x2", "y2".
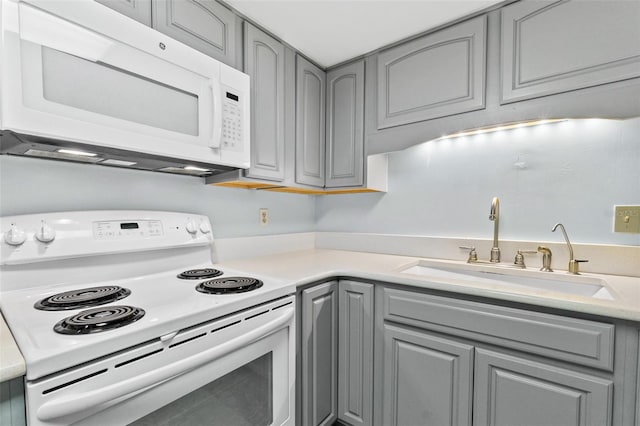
[
  {"x1": 316, "y1": 118, "x2": 640, "y2": 246},
  {"x1": 0, "y1": 155, "x2": 315, "y2": 238}
]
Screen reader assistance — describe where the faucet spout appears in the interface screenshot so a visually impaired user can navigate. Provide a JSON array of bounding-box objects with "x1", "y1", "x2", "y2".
[{"x1": 489, "y1": 197, "x2": 500, "y2": 262}]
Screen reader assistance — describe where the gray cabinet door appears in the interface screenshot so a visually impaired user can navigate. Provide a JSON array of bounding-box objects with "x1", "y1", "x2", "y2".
[
  {"x1": 296, "y1": 56, "x2": 326, "y2": 187},
  {"x1": 325, "y1": 60, "x2": 365, "y2": 188},
  {"x1": 338, "y1": 281, "x2": 373, "y2": 426},
  {"x1": 381, "y1": 324, "x2": 474, "y2": 426},
  {"x1": 95, "y1": 0, "x2": 151, "y2": 25},
  {"x1": 637, "y1": 329, "x2": 640, "y2": 426},
  {"x1": 474, "y1": 348, "x2": 613, "y2": 426},
  {"x1": 0, "y1": 378, "x2": 26, "y2": 426},
  {"x1": 301, "y1": 282, "x2": 338, "y2": 426},
  {"x1": 376, "y1": 15, "x2": 486, "y2": 130},
  {"x1": 152, "y1": 0, "x2": 239, "y2": 67},
  {"x1": 244, "y1": 23, "x2": 286, "y2": 181},
  {"x1": 500, "y1": 0, "x2": 640, "y2": 104}
]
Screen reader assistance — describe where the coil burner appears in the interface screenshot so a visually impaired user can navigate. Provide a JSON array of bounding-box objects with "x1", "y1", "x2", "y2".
[
  {"x1": 196, "y1": 277, "x2": 263, "y2": 295},
  {"x1": 54, "y1": 305, "x2": 145, "y2": 335},
  {"x1": 177, "y1": 268, "x2": 223, "y2": 280},
  {"x1": 34, "y1": 286, "x2": 131, "y2": 311}
]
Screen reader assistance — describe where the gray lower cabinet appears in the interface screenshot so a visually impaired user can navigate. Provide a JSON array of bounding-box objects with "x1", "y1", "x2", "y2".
[
  {"x1": 325, "y1": 60, "x2": 365, "y2": 188},
  {"x1": 95, "y1": 0, "x2": 152, "y2": 25},
  {"x1": 152, "y1": 0, "x2": 240, "y2": 67},
  {"x1": 301, "y1": 281, "x2": 338, "y2": 426},
  {"x1": 474, "y1": 349, "x2": 613, "y2": 426},
  {"x1": 244, "y1": 23, "x2": 287, "y2": 181},
  {"x1": 0, "y1": 378, "x2": 26, "y2": 426},
  {"x1": 376, "y1": 15, "x2": 486, "y2": 130},
  {"x1": 501, "y1": 0, "x2": 640, "y2": 104},
  {"x1": 381, "y1": 324, "x2": 473, "y2": 426},
  {"x1": 637, "y1": 329, "x2": 640, "y2": 426},
  {"x1": 296, "y1": 55, "x2": 327, "y2": 187},
  {"x1": 338, "y1": 281, "x2": 374, "y2": 426}
]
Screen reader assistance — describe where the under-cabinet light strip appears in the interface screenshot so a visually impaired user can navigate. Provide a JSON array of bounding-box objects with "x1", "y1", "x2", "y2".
[{"x1": 439, "y1": 119, "x2": 567, "y2": 140}]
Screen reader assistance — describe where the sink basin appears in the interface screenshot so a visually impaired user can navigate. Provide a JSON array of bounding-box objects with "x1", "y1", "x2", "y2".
[{"x1": 400, "y1": 261, "x2": 614, "y2": 300}]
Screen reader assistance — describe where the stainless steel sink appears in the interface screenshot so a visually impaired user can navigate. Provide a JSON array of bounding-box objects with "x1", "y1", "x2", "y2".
[{"x1": 400, "y1": 261, "x2": 614, "y2": 299}]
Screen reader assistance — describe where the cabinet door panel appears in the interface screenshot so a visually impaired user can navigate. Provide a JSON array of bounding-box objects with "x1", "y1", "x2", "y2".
[
  {"x1": 296, "y1": 56, "x2": 326, "y2": 187},
  {"x1": 95, "y1": 0, "x2": 151, "y2": 25},
  {"x1": 338, "y1": 281, "x2": 373, "y2": 426},
  {"x1": 325, "y1": 61, "x2": 364, "y2": 188},
  {"x1": 301, "y1": 282, "x2": 338, "y2": 426},
  {"x1": 153, "y1": 0, "x2": 238, "y2": 67},
  {"x1": 244, "y1": 24, "x2": 285, "y2": 181},
  {"x1": 377, "y1": 16, "x2": 486, "y2": 129},
  {"x1": 501, "y1": 0, "x2": 640, "y2": 103},
  {"x1": 382, "y1": 324, "x2": 473, "y2": 426},
  {"x1": 474, "y1": 349, "x2": 613, "y2": 426}
]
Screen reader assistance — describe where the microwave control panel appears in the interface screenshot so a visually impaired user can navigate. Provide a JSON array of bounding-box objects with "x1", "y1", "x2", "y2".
[
  {"x1": 93, "y1": 220, "x2": 163, "y2": 240},
  {"x1": 221, "y1": 89, "x2": 243, "y2": 152}
]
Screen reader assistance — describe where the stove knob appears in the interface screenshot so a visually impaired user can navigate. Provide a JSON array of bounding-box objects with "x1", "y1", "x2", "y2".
[
  {"x1": 199, "y1": 221, "x2": 211, "y2": 234},
  {"x1": 35, "y1": 220, "x2": 56, "y2": 243},
  {"x1": 185, "y1": 220, "x2": 198, "y2": 234},
  {"x1": 4, "y1": 223, "x2": 26, "y2": 246}
]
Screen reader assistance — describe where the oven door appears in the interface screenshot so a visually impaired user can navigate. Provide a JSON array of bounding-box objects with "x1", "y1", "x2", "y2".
[
  {"x1": 1, "y1": 0, "x2": 225, "y2": 164},
  {"x1": 27, "y1": 297, "x2": 295, "y2": 426}
]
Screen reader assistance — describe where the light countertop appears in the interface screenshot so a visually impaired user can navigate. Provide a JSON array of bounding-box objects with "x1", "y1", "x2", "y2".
[
  {"x1": 0, "y1": 313, "x2": 25, "y2": 382},
  {"x1": 219, "y1": 249, "x2": 640, "y2": 322},
  {"x1": 2, "y1": 248, "x2": 639, "y2": 383}
]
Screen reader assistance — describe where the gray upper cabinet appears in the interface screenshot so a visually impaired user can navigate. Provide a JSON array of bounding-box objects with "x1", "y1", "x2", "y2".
[
  {"x1": 381, "y1": 324, "x2": 474, "y2": 426},
  {"x1": 325, "y1": 60, "x2": 365, "y2": 188},
  {"x1": 95, "y1": 0, "x2": 152, "y2": 25},
  {"x1": 152, "y1": 0, "x2": 239, "y2": 67},
  {"x1": 338, "y1": 281, "x2": 373, "y2": 426},
  {"x1": 296, "y1": 56, "x2": 326, "y2": 187},
  {"x1": 244, "y1": 23, "x2": 286, "y2": 181},
  {"x1": 501, "y1": 0, "x2": 640, "y2": 104},
  {"x1": 301, "y1": 282, "x2": 338, "y2": 426},
  {"x1": 474, "y1": 349, "x2": 613, "y2": 426},
  {"x1": 376, "y1": 15, "x2": 487, "y2": 130}
]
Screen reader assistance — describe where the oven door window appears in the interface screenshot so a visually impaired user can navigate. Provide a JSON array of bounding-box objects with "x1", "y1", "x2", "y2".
[{"x1": 129, "y1": 352, "x2": 273, "y2": 426}]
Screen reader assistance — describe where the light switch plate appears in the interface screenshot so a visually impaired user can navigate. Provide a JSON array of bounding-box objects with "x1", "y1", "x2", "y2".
[{"x1": 613, "y1": 205, "x2": 640, "y2": 233}]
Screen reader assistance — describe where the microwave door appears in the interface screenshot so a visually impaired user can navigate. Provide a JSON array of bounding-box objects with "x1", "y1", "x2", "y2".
[{"x1": 11, "y1": 2, "x2": 221, "y2": 161}]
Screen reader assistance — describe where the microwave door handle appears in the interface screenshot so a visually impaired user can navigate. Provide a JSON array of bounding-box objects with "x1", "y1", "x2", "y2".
[
  {"x1": 36, "y1": 307, "x2": 294, "y2": 422},
  {"x1": 208, "y1": 80, "x2": 223, "y2": 149}
]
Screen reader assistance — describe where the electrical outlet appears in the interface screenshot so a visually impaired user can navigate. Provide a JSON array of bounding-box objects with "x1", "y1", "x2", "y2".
[
  {"x1": 260, "y1": 208, "x2": 269, "y2": 226},
  {"x1": 614, "y1": 205, "x2": 640, "y2": 233}
]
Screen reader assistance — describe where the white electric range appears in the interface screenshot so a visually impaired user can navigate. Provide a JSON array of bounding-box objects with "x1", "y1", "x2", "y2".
[{"x1": 0, "y1": 210, "x2": 295, "y2": 426}]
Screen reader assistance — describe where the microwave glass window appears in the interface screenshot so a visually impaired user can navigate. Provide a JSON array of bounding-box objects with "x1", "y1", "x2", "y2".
[
  {"x1": 41, "y1": 47, "x2": 199, "y2": 136},
  {"x1": 129, "y1": 352, "x2": 274, "y2": 426}
]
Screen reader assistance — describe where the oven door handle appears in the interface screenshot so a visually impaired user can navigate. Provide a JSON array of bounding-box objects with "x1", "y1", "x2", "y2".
[{"x1": 37, "y1": 307, "x2": 294, "y2": 422}]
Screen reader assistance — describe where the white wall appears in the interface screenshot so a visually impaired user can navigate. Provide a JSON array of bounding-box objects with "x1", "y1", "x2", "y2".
[
  {"x1": 0, "y1": 155, "x2": 316, "y2": 238},
  {"x1": 316, "y1": 118, "x2": 640, "y2": 246}
]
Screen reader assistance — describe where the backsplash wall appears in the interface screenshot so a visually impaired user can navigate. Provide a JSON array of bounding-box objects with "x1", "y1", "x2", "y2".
[
  {"x1": 316, "y1": 118, "x2": 640, "y2": 246},
  {"x1": 0, "y1": 155, "x2": 315, "y2": 238}
]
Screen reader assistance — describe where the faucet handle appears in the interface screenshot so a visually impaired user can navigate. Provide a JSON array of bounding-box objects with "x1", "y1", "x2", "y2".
[
  {"x1": 514, "y1": 250, "x2": 537, "y2": 268},
  {"x1": 537, "y1": 246, "x2": 553, "y2": 272},
  {"x1": 568, "y1": 259, "x2": 588, "y2": 274},
  {"x1": 459, "y1": 246, "x2": 478, "y2": 263}
]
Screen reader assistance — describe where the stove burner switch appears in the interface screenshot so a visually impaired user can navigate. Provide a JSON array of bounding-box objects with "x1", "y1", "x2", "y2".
[
  {"x1": 185, "y1": 219, "x2": 198, "y2": 234},
  {"x1": 35, "y1": 220, "x2": 56, "y2": 243},
  {"x1": 4, "y1": 223, "x2": 26, "y2": 246},
  {"x1": 199, "y1": 221, "x2": 211, "y2": 234}
]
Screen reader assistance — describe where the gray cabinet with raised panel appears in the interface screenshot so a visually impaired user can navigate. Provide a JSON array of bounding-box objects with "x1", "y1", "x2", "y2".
[
  {"x1": 0, "y1": 378, "x2": 25, "y2": 426},
  {"x1": 376, "y1": 15, "x2": 486, "y2": 130},
  {"x1": 474, "y1": 349, "x2": 613, "y2": 426},
  {"x1": 296, "y1": 55, "x2": 326, "y2": 187},
  {"x1": 300, "y1": 281, "x2": 338, "y2": 426},
  {"x1": 244, "y1": 23, "x2": 287, "y2": 181},
  {"x1": 338, "y1": 281, "x2": 374, "y2": 426},
  {"x1": 500, "y1": 0, "x2": 640, "y2": 104},
  {"x1": 152, "y1": 0, "x2": 240, "y2": 67},
  {"x1": 381, "y1": 324, "x2": 473, "y2": 426},
  {"x1": 325, "y1": 60, "x2": 365, "y2": 188},
  {"x1": 95, "y1": 0, "x2": 151, "y2": 25}
]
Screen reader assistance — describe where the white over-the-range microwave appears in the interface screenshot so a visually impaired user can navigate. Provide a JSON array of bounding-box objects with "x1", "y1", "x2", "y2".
[{"x1": 0, "y1": 0, "x2": 250, "y2": 176}]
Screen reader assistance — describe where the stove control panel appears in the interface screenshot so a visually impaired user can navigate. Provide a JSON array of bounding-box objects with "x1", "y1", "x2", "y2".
[{"x1": 93, "y1": 220, "x2": 163, "y2": 240}]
